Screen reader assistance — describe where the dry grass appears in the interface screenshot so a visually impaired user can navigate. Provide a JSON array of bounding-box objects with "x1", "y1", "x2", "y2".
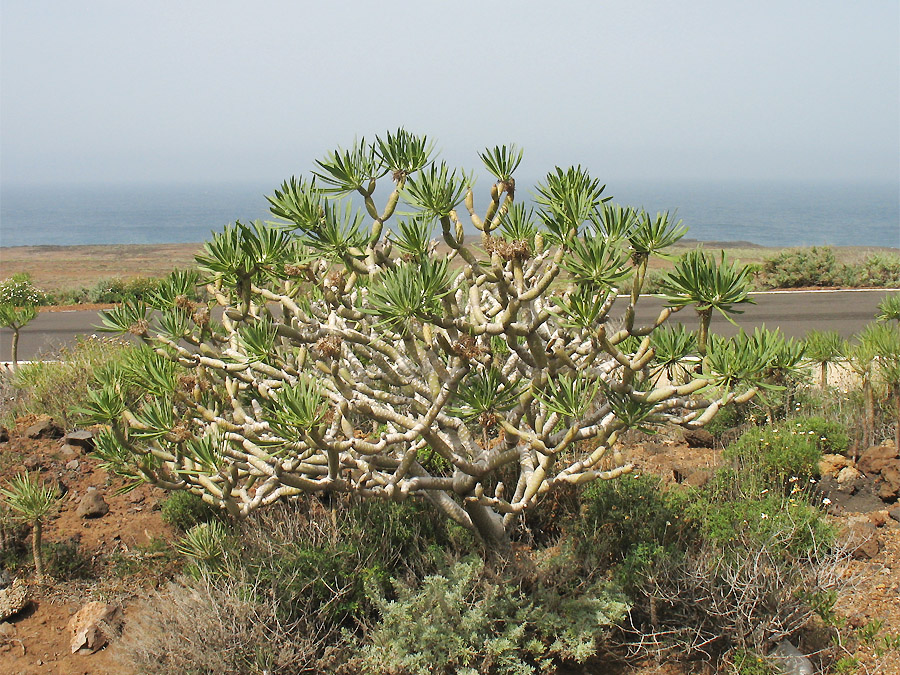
[
  {"x1": 2, "y1": 239, "x2": 896, "y2": 297},
  {"x1": 0, "y1": 242, "x2": 203, "y2": 292}
]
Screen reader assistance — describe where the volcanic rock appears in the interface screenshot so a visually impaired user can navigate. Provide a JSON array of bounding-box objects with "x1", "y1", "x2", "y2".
[
  {"x1": 858, "y1": 444, "x2": 899, "y2": 476},
  {"x1": 64, "y1": 430, "x2": 94, "y2": 450},
  {"x1": 840, "y1": 521, "x2": 881, "y2": 559}
]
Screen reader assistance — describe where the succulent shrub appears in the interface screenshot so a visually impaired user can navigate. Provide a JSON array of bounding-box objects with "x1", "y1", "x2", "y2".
[
  {"x1": 803, "y1": 329, "x2": 844, "y2": 390},
  {"x1": 0, "y1": 472, "x2": 60, "y2": 578},
  {"x1": 89, "y1": 131, "x2": 780, "y2": 547},
  {"x1": 0, "y1": 304, "x2": 37, "y2": 369},
  {"x1": 876, "y1": 293, "x2": 900, "y2": 323}
]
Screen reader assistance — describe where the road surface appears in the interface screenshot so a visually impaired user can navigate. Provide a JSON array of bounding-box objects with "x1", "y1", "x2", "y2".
[{"x1": 1, "y1": 289, "x2": 897, "y2": 362}]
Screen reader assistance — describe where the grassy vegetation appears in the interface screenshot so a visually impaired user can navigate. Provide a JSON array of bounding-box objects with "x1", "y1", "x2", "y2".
[{"x1": 0, "y1": 335, "x2": 133, "y2": 429}]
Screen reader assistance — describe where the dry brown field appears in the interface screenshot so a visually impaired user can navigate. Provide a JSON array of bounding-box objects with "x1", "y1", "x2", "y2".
[{"x1": 1, "y1": 238, "x2": 897, "y2": 294}]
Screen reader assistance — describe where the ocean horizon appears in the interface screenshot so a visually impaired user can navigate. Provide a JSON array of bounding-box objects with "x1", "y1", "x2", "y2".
[{"x1": 1, "y1": 179, "x2": 897, "y2": 249}]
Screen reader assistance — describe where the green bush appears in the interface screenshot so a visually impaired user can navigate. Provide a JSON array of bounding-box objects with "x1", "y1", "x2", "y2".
[
  {"x1": 759, "y1": 247, "x2": 900, "y2": 290},
  {"x1": 857, "y1": 253, "x2": 900, "y2": 288},
  {"x1": 342, "y1": 498, "x2": 468, "y2": 574},
  {"x1": 730, "y1": 648, "x2": 774, "y2": 675},
  {"x1": 0, "y1": 274, "x2": 47, "y2": 306},
  {"x1": 784, "y1": 416, "x2": 849, "y2": 455},
  {"x1": 85, "y1": 277, "x2": 163, "y2": 304},
  {"x1": 575, "y1": 474, "x2": 695, "y2": 568},
  {"x1": 126, "y1": 497, "x2": 474, "y2": 674},
  {"x1": 1, "y1": 336, "x2": 133, "y2": 428},
  {"x1": 160, "y1": 491, "x2": 218, "y2": 532},
  {"x1": 614, "y1": 486, "x2": 839, "y2": 657},
  {"x1": 225, "y1": 499, "x2": 468, "y2": 631},
  {"x1": 761, "y1": 246, "x2": 843, "y2": 289},
  {"x1": 344, "y1": 556, "x2": 629, "y2": 675},
  {"x1": 241, "y1": 538, "x2": 376, "y2": 626},
  {"x1": 722, "y1": 425, "x2": 823, "y2": 485},
  {"x1": 690, "y1": 494, "x2": 834, "y2": 558}
]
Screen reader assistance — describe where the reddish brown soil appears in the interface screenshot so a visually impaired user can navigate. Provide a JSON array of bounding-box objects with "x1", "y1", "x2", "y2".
[
  {"x1": 0, "y1": 420, "x2": 897, "y2": 674},
  {"x1": 0, "y1": 418, "x2": 173, "y2": 675}
]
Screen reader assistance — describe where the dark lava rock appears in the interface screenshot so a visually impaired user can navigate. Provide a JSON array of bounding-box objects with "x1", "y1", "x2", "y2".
[{"x1": 817, "y1": 476, "x2": 887, "y2": 513}]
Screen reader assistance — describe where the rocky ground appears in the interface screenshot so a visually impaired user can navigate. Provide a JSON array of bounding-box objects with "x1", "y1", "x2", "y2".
[{"x1": 0, "y1": 418, "x2": 897, "y2": 674}]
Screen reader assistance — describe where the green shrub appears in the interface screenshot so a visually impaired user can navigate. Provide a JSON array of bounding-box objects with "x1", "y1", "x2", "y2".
[
  {"x1": 342, "y1": 498, "x2": 466, "y2": 572},
  {"x1": 0, "y1": 274, "x2": 47, "y2": 306},
  {"x1": 85, "y1": 277, "x2": 163, "y2": 304},
  {"x1": 858, "y1": 253, "x2": 900, "y2": 288},
  {"x1": 759, "y1": 248, "x2": 900, "y2": 290},
  {"x1": 241, "y1": 538, "x2": 376, "y2": 626},
  {"x1": 730, "y1": 648, "x2": 774, "y2": 675},
  {"x1": 784, "y1": 416, "x2": 849, "y2": 455},
  {"x1": 761, "y1": 246, "x2": 843, "y2": 289},
  {"x1": 619, "y1": 494, "x2": 840, "y2": 658},
  {"x1": 722, "y1": 425, "x2": 823, "y2": 485},
  {"x1": 127, "y1": 497, "x2": 473, "y2": 674},
  {"x1": 575, "y1": 474, "x2": 695, "y2": 568},
  {"x1": 345, "y1": 556, "x2": 629, "y2": 675},
  {"x1": 1, "y1": 335, "x2": 133, "y2": 428},
  {"x1": 121, "y1": 574, "x2": 341, "y2": 675},
  {"x1": 236, "y1": 499, "x2": 468, "y2": 632},
  {"x1": 160, "y1": 491, "x2": 217, "y2": 531},
  {"x1": 572, "y1": 449, "x2": 840, "y2": 660},
  {"x1": 690, "y1": 494, "x2": 834, "y2": 558}
]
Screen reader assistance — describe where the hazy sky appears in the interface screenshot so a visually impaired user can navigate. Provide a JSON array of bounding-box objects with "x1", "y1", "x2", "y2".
[{"x1": 1, "y1": 0, "x2": 897, "y2": 186}]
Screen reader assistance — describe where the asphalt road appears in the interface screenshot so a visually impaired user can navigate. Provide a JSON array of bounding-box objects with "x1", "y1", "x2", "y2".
[{"x1": 1, "y1": 289, "x2": 898, "y2": 362}]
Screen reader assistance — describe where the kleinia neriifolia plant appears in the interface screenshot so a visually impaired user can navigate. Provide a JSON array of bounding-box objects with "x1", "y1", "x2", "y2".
[{"x1": 89, "y1": 131, "x2": 784, "y2": 547}]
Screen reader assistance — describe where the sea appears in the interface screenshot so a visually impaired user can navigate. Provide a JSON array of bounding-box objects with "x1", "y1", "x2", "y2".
[{"x1": 0, "y1": 179, "x2": 897, "y2": 249}]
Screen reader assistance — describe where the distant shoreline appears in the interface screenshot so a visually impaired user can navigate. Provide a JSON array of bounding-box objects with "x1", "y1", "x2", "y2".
[{"x1": 1, "y1": 238, "x2": 898, "y2": 295}]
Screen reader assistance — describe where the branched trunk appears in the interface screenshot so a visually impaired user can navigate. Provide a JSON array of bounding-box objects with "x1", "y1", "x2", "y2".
[{"x1": 464, "y1": 503, "x2": 510, "y2": 551}]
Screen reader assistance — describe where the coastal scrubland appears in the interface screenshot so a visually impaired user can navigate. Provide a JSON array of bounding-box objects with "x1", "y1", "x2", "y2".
[{"x1": 1, "y1": 240, "x2": 898, "y2": 306}]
